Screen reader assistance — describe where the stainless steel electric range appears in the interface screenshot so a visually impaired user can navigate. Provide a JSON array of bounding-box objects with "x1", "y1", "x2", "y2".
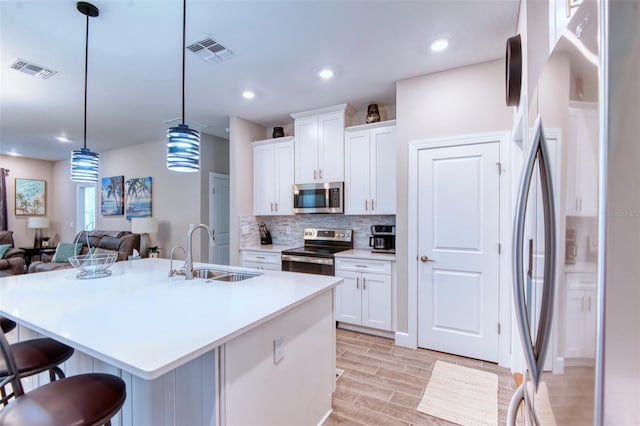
[{"x1": 281, "y1": 228, "x2": 353, "y2": 276}]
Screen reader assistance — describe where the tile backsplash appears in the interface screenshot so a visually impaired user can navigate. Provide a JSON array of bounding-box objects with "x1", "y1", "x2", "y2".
[{"x1": 239, "y1": 215, "x2": 396, "y2": 250}]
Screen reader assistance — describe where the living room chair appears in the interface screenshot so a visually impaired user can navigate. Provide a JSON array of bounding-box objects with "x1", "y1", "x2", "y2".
[
  {"x1": 0, "y1": 324, "x2": 126, "y2": 425},
  {"x1": 0, "y1": 231, "x2": 25, "y2": 276}
]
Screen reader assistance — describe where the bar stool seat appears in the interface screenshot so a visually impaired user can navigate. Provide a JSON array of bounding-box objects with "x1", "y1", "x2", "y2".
[
  {"x1": 0, "y1": 338, "x2": 74, "y2": 379},
  {"x1": 0, "y1": 373, "x2": 126, "y2": 426}
]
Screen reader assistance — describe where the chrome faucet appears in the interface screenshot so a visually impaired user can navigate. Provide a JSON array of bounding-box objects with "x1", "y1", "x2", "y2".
[
  {"x1": 168, "y1": 245, "x2": 186, "y2": 277},
  {"x1": 185, "y1": 224, "x2": 216, "y2": 280}
]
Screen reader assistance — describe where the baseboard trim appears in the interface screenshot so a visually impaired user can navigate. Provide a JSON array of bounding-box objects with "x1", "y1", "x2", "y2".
[
  {"x1": 394, "y1": 331, "x2": 415, "y2": 349},
  {"x1": 337, "y1": 323, "x2": 394, "y2": 339}
]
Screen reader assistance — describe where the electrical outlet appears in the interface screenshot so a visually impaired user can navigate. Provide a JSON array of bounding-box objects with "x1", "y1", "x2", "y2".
[
  {"x1": 286, "y1": 226, "x2": 291, "y2": 235},
  {"x1": 273, "y1": 337, "x2": 284, "y2": 364}
]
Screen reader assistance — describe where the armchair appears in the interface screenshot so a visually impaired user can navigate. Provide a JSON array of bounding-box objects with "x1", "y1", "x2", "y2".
[{"x1": 0, "y1": 231, "x2": 26, "y2": 276}]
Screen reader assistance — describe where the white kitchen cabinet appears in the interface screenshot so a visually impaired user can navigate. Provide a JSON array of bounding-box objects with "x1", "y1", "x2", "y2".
[
  {"x1": 565, "y1": 272, "x2": 596, "y2": 359},
  {"x1": 566, "y1": 102, "x2": 598, "y2": 216},
  {"x1": 345, "y1": 121, "x2": 396, "y2": 215},
  {"x1": 253, "y1": 137, "x2": 294, "y2": 216},
  {"x1": 550, "y1": 0, "x2": 582, "y2": 51},
  {"x1": 335, "y1": 257, "x2": 392, "y2": 331},
  {"x1": 291, "y1": 104, "x2": 352, "y2": 184},
  {"x1": 241, "y1": 250, "x2": 282, "y2": 271}
]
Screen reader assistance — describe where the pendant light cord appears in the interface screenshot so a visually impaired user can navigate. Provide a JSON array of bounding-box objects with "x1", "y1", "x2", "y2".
[
  {"x1": 181, "y1": 0, "x2": 186, "y2": 125},
  {"x1": 83, "y1": 13, "x2": 89, "y2": 150}
]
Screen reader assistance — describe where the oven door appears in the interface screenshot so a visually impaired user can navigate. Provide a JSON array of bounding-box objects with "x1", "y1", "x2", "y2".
[{"x1": 281, "y1": 254, "x2": 335, "y2": 276}]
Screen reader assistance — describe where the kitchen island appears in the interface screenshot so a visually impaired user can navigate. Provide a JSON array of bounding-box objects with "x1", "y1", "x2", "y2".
[{"x1": 0, "y1": 258, "x2": 340, "y2": 425}]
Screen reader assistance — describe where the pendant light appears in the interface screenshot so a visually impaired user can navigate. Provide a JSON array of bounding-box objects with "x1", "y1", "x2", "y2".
[
  {"x1": 71, "y1": 1, "x2": 100, "y2": 183},
  {"x1": 166, "y1": 0, "x2": 200, "y2": 172}
]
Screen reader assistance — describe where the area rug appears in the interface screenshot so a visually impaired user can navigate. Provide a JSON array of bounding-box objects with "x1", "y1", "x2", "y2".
[{"x1": 417, "y1": 360, "x2": 498, "y2": 426}]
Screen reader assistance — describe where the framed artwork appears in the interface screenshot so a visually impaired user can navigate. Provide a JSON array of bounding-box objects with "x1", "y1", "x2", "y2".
[
  {"x1": 15, "y1": 178, "x2": 46, "y2": 215},
  {"x1": 101, "y1": 176, "x2": 124, "y2": 216},
  {"x1": 125, "y1": 176, "x2": 152, "y2": 220}
]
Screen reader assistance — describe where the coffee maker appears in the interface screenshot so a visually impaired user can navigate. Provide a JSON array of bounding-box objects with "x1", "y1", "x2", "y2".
[{"x1": 369, "y1": 225, "x2": 395, "y2": 253}]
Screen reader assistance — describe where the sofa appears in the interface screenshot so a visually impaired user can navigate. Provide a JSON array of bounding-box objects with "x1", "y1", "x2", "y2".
[
  {"x1": 0, "y1": 231, "x2": 26, "y2": 276},
  {"x1": 28, "y1": 230, "x2": 140, "y2": 274}
]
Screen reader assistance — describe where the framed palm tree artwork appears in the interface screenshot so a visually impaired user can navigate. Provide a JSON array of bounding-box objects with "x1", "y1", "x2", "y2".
[
  {"x1": 15, "y1": 178, "x2": 46, "y2": 215},
  {"x1": 101, "y1": 176, "x2": 124, "y2": 215},
  {"x1": 125, "y1": 176, "x2": 152, "y2": 220}
]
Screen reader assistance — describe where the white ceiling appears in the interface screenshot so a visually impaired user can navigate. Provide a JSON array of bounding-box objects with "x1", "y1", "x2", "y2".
[{"x1": 0, "y1": 0, "x2": 519, "y2": 161}]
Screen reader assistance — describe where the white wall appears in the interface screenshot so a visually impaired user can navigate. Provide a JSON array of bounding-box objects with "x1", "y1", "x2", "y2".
[
  {"x1": 0, "y1": 155, "x2": 55, "y2": 247},
  {"x1": 229, "y1": 116, "x2": 266, "y2": 266},
  {"x1": 395, "y1": 59, "x2": 513, "y2": 332}
]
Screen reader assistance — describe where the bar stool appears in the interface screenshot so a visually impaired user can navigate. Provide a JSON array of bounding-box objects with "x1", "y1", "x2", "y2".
[
  {"x1": 0, "y1": 316, "x2": 74, "y2": 403},
  {"x1": 0, "y1": 329, "x2": 126, "y2": 425}
]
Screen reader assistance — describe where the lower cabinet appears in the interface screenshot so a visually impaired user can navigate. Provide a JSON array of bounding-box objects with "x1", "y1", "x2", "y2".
[
  {"x1": 241, "y1": 250, "x2": 281, "y2": 271},
  {"x1": 565, "y1": 272, "x2": 597, "y2": 359},
  {"x1": 335, "y1": 258, "x2": 393, "y2": 331}
]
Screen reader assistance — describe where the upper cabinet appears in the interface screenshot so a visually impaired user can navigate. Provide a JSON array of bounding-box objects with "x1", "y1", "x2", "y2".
[
  {"x1": 549, "y1": 0, "x2": 582, "y2": 51},
  {"x1": 291, "y1": 104, "x2": 353, "y2": 184},
  {"x1": 344, "y1": 121, "x2": 396, "y2": 215},
  {"x1": 566, "y1": 102, "x2": 598, "y2": 216},
  {"x1": 253, "y1": 137, "x2": 294, "y2": 216}
]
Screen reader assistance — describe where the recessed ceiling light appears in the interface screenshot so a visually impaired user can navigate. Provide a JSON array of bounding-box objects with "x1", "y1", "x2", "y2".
[
  {"x1": 318, "y1": 69, "x2": 334, "y2": 80},
  {"x1": 56, "y1": 136, "x2": 71, "y2": 143},
  {"x1": 430, "y1": 37, "x2": 450, "y2": 52},
  {"x1": 242, "y1": 90, "x2": 255, "y2": 99}
]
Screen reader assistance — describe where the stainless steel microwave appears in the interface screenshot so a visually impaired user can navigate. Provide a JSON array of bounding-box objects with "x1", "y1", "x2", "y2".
[{"x1": 292, "y1": 182, "x2": 344, "y2": 214}]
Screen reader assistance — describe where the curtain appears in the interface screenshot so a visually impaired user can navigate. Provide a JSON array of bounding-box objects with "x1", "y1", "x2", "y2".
[{"x1": 0, "y1": 168, "x2": 7, "y2": 230}]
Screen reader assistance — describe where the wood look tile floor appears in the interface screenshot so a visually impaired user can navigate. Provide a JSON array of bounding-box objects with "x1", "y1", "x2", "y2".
[{"x1": 325, "y1": 328, "x2": 515, "y2": 426}]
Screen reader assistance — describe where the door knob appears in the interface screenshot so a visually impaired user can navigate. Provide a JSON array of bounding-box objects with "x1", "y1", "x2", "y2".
[{"x1": 420, "y1": 255, "x2": 434, "y2": 262}]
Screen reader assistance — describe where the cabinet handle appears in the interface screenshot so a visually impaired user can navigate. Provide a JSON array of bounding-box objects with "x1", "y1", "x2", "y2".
[
  {"x1": 256, "y1": 256, "x2": 265, "y2": 259},
  {"x1": 319, "y1": 169, "x2": 323, "y2": 179},
  {"x1": 365, "y1": 200, "x2": 368, "y2": 211},
  {"x1": 576, "y1": 198, "x2": 579, "y2": 212},
  {"x1": 314, "y1": 169, "x2": 317, "y2": 180},
  {"x1": 356, "y1": 276, "x2": 360, "y2": 290},
  {"x1": 275, "y1": 202, "x2": 278, "y2": 212},
  {"x1": 363, "y1": 277, "x2": 366, "y2": 290},
  {"x1": 270, "y1": 202, "x2": 274, "y2": 212},
  {"x1": 579, "y1": 197, "x2": 582, "y2": 211},
  {"x1": 355, "y1": 264, "x2": 367, "y2": 268},
  {"x1": 371, "y1": 199, "x2": 375, "y2": 211}
]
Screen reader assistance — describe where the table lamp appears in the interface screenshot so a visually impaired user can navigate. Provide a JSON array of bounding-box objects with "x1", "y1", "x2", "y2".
[
  {"x1": 131, "y1": 217, "x2": 158, "y2": 258},
  {"x1": 27, "y1": 217, "x2": 49, "y2": 248}
]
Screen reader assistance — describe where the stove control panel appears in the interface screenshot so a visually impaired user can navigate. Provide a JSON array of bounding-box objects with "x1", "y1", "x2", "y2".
[{"x1": 303, "y1": 228, "x2": 352, "y2": 242}]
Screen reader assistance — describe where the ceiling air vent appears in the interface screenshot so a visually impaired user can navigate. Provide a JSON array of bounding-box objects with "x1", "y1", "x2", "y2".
[
  {"x1": 186, "y1": 35, "x2": 235, "y2": 64},
  {"x1": 10, "y1": 58, "x2": 57, "y2": 79}
]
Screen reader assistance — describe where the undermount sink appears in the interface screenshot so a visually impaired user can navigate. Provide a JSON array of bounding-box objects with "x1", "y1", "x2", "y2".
[{"x1": 192, "y1": 268, "x2": 261, "y2": 282}]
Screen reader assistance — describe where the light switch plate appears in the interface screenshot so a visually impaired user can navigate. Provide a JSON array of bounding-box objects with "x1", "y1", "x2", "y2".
[{"x1": 273, "y1": 336, "x2": 284, "y2": 364}]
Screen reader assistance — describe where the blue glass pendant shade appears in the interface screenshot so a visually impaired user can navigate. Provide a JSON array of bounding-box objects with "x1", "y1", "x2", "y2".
[
  {"x1": 167, "y1": 123, "x2": 200, "y2": 172},
  {"x1": 70, "y1": 147, "x2": 99, "y2": 183}
]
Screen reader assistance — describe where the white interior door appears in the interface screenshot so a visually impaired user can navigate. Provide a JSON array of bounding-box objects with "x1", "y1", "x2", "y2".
[
  {"x1": 417, "y1": 141, "x2": 500, "y2": 362},
  {"x1": 209, "y1": 173, "x2": 230, "y2": 265}
]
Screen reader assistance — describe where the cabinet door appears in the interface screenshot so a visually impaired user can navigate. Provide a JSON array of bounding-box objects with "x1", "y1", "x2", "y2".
[
  {"x1": 370, "y1": 126, "x2": 396, "y2": 214},
  {"x1": 294, "y1": 116, "x2": 319, "y2": 184},
  {"x1": 274, "y1": 140, "x2": 294, "y2": 215},
  {"x1": 361, "y1": 272, "x2": 392, "y2": 331},
  {"x1": 253, "y1": 144, "x2": 276, "y2": 215},
  {"x1": 335, "y1": 270, "x2": 362, "y2": 325},
  {"x1": 317, "y1": 111, "x2": 345, "y2": 182},
  {"x1": 565, "y1": 287, "x2": 585, "y2": 358},
  {"x1": 582, "y1": 288, "x2": 597, "y2": 358},
  {"x1": 344, "y1": 129, "x2": 371, "y2": 215}
]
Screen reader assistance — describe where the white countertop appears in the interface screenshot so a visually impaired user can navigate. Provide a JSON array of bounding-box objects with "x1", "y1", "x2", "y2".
[
  {"x1": 335, "y1": 249, "x2": 396, "y2": 262},
  {"x1": 0, "y1": 259, "x2": 341, "y2": 380},
  {"x1": 240, "y1": 245, "x2": 298, "y2": 253}
]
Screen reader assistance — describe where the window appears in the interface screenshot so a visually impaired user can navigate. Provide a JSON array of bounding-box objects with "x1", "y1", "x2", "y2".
[{"x1": 77, "y1": 184, "x2": 96, "y2": 233}]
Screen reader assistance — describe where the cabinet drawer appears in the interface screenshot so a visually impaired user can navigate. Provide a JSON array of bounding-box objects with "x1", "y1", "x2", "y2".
[
  {"x1": 566, "y1": 272, "x2": 596, "y2": 290},
  {"x1": 243, "y1": 260, "x2": 281, "y2": 271},
  {"x1": 335, "y1": 258, "x2": 391, "y2": 275},
  {"x1": 241, "y1": 251, "x2": 281, "y2": 265}
]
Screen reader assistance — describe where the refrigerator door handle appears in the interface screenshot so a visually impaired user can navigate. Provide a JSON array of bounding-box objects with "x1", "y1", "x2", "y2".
[{"x1": 512, "y1": 115, "x2": 557, "y2": 390}]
